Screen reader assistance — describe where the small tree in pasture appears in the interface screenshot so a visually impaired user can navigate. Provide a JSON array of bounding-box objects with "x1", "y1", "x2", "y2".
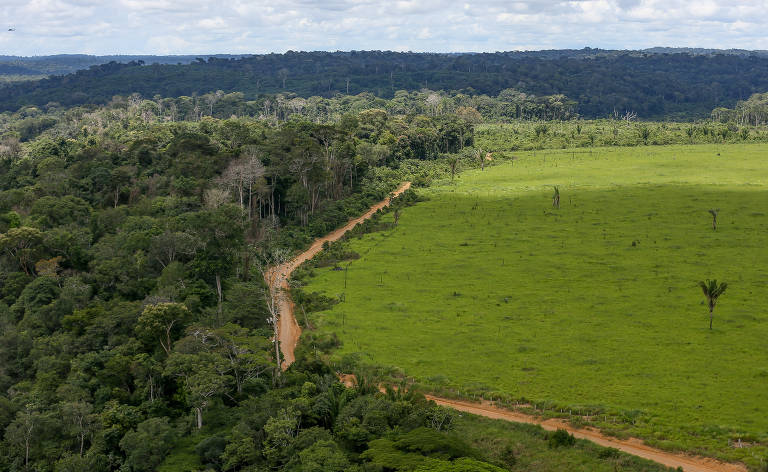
[
  {"x1": 698, "y1": 279, "x2": 728, "y2": 330},
  {"x1": 708, "y1": 209, "x2": 719, "y2": 231},
  {"x1": 552, "y1": 186, "x2": 560, "y2": 209}
]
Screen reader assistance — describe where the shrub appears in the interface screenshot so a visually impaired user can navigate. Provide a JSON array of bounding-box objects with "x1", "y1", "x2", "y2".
[{"x1": 548, "y1": 429, "x2": 576, "y2": 448}]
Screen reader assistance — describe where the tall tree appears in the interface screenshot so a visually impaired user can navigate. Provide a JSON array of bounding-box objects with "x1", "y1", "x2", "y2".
[{"x1": 165, "y1": 352, "x2": 229, "y2": 429}]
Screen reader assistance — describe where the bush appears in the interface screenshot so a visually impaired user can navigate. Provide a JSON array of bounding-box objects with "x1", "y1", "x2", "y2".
[{"x1": 548, "y1": 429, "x2": 576, "y2": 448}]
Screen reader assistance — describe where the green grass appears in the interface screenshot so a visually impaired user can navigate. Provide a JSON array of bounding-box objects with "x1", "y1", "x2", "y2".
[{"x1": 302, "y1": 144, "x2": 768, "y2": 468}]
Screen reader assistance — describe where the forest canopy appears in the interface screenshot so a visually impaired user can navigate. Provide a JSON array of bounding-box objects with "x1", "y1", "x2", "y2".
[{"x1": 3, "y1": 50, "x2": 768, "y2": 119}]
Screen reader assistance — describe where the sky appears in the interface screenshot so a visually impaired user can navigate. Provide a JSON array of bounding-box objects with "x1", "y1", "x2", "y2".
[{"x1": 0, "y1": 0, "x2": 766, "y2": 56}]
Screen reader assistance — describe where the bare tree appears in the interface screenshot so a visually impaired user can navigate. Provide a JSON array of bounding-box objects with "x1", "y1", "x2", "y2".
[
  {"x1": 623, "y1": 110, "x2": 638, "y2": 122},
  {"x1": 204, "y1": 188, "x2": 231, "y2": 209},
  {"x1": 426, "y1": 93, "x2": 441, "y2": 116},
  {"x1": 219, "y1": 151, "x2": 265, "y2": 217},
  {"x1": 206, "y1": 90, "x2": 224, "y2": 116},
  {"x1": 242, "y1": 147, "x2": 267, "y2": 221},
  {"x1": 288, "y1": 97, "x2": 306, "y2": 115}
]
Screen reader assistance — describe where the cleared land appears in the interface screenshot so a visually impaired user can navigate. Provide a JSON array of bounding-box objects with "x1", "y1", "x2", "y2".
[{"x1": 302, "y1": 144, "x2": 768, "y2": 467}]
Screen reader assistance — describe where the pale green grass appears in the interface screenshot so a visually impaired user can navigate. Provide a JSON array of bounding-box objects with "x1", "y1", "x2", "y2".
[{"x1": 303, "y1": 144, "x2": 768, "y2": 467}]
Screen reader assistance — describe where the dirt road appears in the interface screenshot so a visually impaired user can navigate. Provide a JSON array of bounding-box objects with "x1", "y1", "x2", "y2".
[
  {"x1": 268, "y1": 180, "x2": 747, "y2": 472},
  {"x1": 266, "y1": 181, "x2": 412, "y2": 367},
  {"x1": 427, "y1": 396, "x2": 747, "y2": 472}
]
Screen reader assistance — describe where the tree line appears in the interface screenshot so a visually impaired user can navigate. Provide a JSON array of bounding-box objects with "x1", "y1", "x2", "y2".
[{"x1": 4, "y1": 51, "x2": 768, "y2": 119}]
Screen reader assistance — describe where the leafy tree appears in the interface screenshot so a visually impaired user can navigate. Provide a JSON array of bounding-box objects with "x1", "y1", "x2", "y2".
[
  {"x1": 297, "y1": 439, "x2": 351, "y2": 472},
  {"x1": 637, "y1": 125, "x2": 651, "y2": 145},
  {"x1": 0, "y1": 226, "x2": 45, "y2": 275},
  {"x1": 135, "y1": 302, "x2": 190, "y2": 355},
  {"x1": 698, "y1": 279, "x2": 728, "y2": 330},
  {"x1": 195, "y1": 436, "x2": 227, "y2": 468},
  {"x1": 149, "y1": 231, "x2": 201, "y2": 269},
  {"x1": 13, "y1": 276, "x2": 69, "y2": 335},
  {"x1": 4, "y1": 404, "x2": 41, "y2": 470},
  {"x1": 263, "y1": 407, "x2": 300, "y2": 466},
  {"x1": 190, "y1": 324, "x2": 271, "y2": 394},
  {"x1": 221, "y1": 426, "x2": 260, "y2": 471},
  {"x1": 164, "y1": 352, "x2": 230, "y2": 429},
  {"x1": 119, "y1": 417, "x2": 176, "y2": 472},
  {"x1": 30, "y1": 196, "x2": 91, "y2": 230},
  {"x1": 59, "y1": 401, "x2": 98, "y2": 456}
]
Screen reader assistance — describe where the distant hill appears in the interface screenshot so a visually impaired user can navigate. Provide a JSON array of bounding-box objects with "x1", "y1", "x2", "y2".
[
  {"x1": 0, "y1": 54, "x2": 248, "y2": 76},
  {"x1": 2, "y1": 49, "x2": 768, "y2": 119}
]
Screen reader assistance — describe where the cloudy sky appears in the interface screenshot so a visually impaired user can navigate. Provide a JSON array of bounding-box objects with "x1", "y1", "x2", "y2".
[{"x1": 0, "y1": 0, "x2": 766, "y2": 56}]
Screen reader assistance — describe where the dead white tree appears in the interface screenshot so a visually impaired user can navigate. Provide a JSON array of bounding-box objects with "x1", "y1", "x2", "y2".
[
  {"x1": 242, "y1": 147, "x2": 267, "y2": 221},
  {"x1": 204, "y1": 188, "x2": 231, "y2": 209},
  {"x1": 426, "y1": 92, "x2": 441, "y2": 116}
]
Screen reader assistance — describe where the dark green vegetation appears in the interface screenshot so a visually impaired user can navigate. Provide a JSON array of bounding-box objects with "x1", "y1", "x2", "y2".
[
  {"x1": 7, "y1": 50, "x2": 768, "y2": 119},
  {"x1": 0, "y1": 90, "x2": 681, "y2": 471},
  {"x1": 301, "y1": 144, "x2": 768, "y2": 468}
]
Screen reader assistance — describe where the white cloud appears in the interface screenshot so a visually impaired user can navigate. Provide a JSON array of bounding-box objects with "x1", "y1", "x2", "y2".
[{"x1": 0, "y1": 0, "x2": 765, "y2": 55}]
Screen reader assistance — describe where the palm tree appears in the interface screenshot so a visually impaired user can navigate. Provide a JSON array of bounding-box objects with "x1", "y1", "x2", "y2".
[{"x1": 698, "y1": 279, "x2": 728, "y2": 330}]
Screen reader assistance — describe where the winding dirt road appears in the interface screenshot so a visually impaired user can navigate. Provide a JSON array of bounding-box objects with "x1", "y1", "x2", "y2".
[
  {"x1": 267, "y1": 181, "x2": 747, "y2": 472},
  {"x1": 266, "y1": 181, "x2": 412, "y2": 367}
]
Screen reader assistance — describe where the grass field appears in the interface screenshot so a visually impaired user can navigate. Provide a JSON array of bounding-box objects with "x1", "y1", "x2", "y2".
[{"x1": 301, "y1": 144, "x2": 768, "y2": 467}]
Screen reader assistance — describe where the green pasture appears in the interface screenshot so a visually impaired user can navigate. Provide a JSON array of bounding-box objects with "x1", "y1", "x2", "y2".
[{"x1": 302, "y1": 144, "x2": 768, "y2": 466}]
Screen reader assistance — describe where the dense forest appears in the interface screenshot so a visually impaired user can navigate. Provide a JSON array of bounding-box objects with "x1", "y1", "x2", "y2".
[
  {"x1": 3, "y1": 47, "x2": 766, "y2": 78},
  {"x1": 0, "y1": 93, "x2": 479, "y2": 471},
  {"x1": 4, "y1": 51, "x2": 768, "y2": 119}
]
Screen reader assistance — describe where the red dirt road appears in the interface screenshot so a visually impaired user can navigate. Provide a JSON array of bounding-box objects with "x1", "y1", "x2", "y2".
[
  {"x1": 269, "y1": 181, "x2": 747, "y2": 472},
  {"x1": 266, "y1": 181, "x2": 412, "y2": 367},
  {"x1": 427, "y1": 396, "x2": 747, "y2": 472}
]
